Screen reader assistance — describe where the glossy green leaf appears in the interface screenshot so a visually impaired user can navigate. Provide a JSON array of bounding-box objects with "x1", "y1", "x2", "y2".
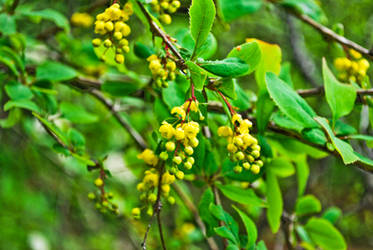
[
  {"x1": 219, "y1": 78, "x2": 236, "y2": 100},
  {"x1": 214, "y1": 226, "x2": 238, "y2": 244},
  {"x1": 305, "y1": 218, "x2": 347, "y2": 250},
  {"x1": 32, "y1": 112, "x2": 69, "y2": 146},
  {"x1": 133, "y1": 42, "x2": 155, "y2": 59},
  {"x1": 231, "y1": 83, "x2": 252, "y2": 111},
  {"x1": 233, "y1": 205, "x2": 257, "y2": 248},
  {"x1": 209, "y1": 203, "x2": 239, "y2": 239},
  {"x1": 200, "y1": 57, "x2": 249, "y2": 77},
  {"x1": 256, "y1": 91, "x2": 275, "y2": 134},
  {"x1": 295, "y1": 195, "x2": 322, "y2": 216},
  {"x1": 36, "y1": 61, "x2": 77, "y2": 82},
  {"x1": 162, "y1": 81, "x2": 187, "y2": 109},
  {"x1": 219, "y1": 0, "x2": 263, "y2": 22},
  {"x1": 322, "y1": 58, "x2": 356, "y2": 126},
  {"x1": 296, "y1": 155, "x2": 309, "y2": 197},
  {"x1": 186, "y1": 61, "x2": 208, "y2": 90},
  {"x1": 217, "y1": 183, "x2": 266, "y2": 207},
  {"x1": 189, "y1": 0, "x2": 216, "y2": 59},
  {"x1": 227, "y1": 41, "x2": 261, "y2": 76},
  {"x1": 266, "y1": 72, "x2": 319, "y2": 129}
]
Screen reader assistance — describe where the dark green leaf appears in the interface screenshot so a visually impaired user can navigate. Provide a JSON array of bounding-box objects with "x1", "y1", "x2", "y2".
[
  {"x1": 266, "y1": 168, "x2": 283, "y2": 233},
  {"x1": 233, "y1": 205, "x2": 257, "y2": 248},
  {"x1": 185, "y1": 61, "x2": 208, "y2": 90},
  {"x1": 133, "y1": 42, "x2": 155, "y2": 59},
  {"x1": 219, "y1": 78, "x2": 236, "y2": 100},
  {"x1": 295, "y1": 155, "x2": 309, "y2": 197},
  {"x1": 214, "y1": 226, "x2": 238, "y2": 244},
  {"x1": 4, "y1": 99, "x2": 40, "y2": 113},
  {"x1": 227, "y1": 42, "x2": 261, "y2": 76},
  {"x1": 200, "y1": 57, "x2": 249, "y2": 77},
  {"x1": 322, "y1": 207, "x2": 342, "y2": 224},
  {"x1": 209, "y1": 203, "x2": 239, "y2": 239},
  {"x1": 20, "y1": 8, "x2": 70, "y2": 32},
  {"x1": 101, "y1": 81, "x2": 139, "y2": 97},
  {"x1": 198, "y1": 188, "x2": 218, "y2": 236}
]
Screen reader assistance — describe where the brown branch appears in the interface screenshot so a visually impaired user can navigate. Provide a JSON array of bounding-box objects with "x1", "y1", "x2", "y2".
[
  {"x1": 172, "y1": 183, "x2": 219, "y2": 250},
  {"x1": 291, "y1": 12, "x2": 373, "y2": 60},
  {"x1": 88, "y1": 89, "x2": 148, "y2": 150}
]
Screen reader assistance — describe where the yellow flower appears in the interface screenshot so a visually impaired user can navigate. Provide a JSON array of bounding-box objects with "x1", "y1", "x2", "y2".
[
  {"x1": 183, "y1": 121, "x2": 199, "y2": 139},
  {"x1": 162, "y1": 171, "x2": 175, "y2": 184},
  {"x1": 171, "y1": 106, "x2": 186, "y2": 120},
  {"x1": 143, "y1": 170, "x2": 159, "y2": 187},
  {"x1": 137, "y1": 149, "x2": 159, "y2": 166},
  {"x1": 132, "y1": 207, "x2": 141, "y2": 217},
  {"x1": 183, "y1": 100, "x2": 199, "y2": 112},
  {"x1": 218, "y1": 126, "x2": 233, "y2": 137},
  {"x1": 159, "y1": 121, "x2": 174, "y2": 139},
  {"x1": 174, "y1": 127, "x2": 185, "y2": 140},
  {"x1": 71, "y1": 12, "x2": 93, "y2": 27},
  {"x1": 349, "y1": 49, "x2": 362, "y2": 59},
  {"x1": 232, "y1": 113, "x2": 242, "y2": 124}
]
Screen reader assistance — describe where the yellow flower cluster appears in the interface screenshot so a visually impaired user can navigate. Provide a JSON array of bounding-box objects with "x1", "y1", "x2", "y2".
[
  {"x1": 218, "y1": 114, "x2": 263, "y2": 174},
  {"x1": 133, "y1": 99, "x2": 202, "y2": 219},
  {"x1": 147, "y1": 54, "x2": 177, "y2": 88},
  {"x1": 150, "y1": 0, "x2": 181, "y2": 24},
  {"x1": 92, "y1": 3, "x2": 133, "y2": 64},
  {"x1": 131, "y1": 169, "x2": 177, "y2": 219},
  {"x1": 87, "y1": 179, "x2": 119, "y2": 215},
  {"x1": 334, "y1": 49, "x2": 370, "y2": 84},
  {"x1": 71, "y1": 12, "x2": 93, "y2": 28}
]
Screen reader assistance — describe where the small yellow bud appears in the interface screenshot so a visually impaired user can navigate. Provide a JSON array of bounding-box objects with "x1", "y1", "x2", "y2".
[
  {"x1": 166, "y1": 141, "x2": 176, "y2": 152},
  {"x1": 160, "y1": 1, "x2": 169, "y2": 9},
  {"x1": 218, "y1": 126, "x2": 233, "y2": 137},
  {"x1": 160, "y1": 14, "x2": 172, "y2": 25},
  {"x1": 162, "y1": 184, "x2": 170, "y2": 193},
  {"x1": 160, "y1": 151, "x2": 169, "y2": 161},
  {"x1": 104, "y1": 21, "x2": 114, "y2": 31},
  {"x1": 173, "y1": 156, "x2": 182, "y2": 165},
  {"x1": 251, "y1": 164, "x2": 260, "y2": 174},
  {"x1": 251, "y1": 150, "x2": 260, "y2": 159},
  {"x1": 227, "y1": 143, "x2": 237, "y2": 153},
  {"x1": 234, "y1": 165, "x2": 242, "y2": 173},
  {"x1": 176, "y1": 170, "x2": 184, "y2": 179},
  {"x1": 137, "y1": 182, "x2": 145, "y2": 192},
  {"x1": 132, "y1": 207, "x2": 141, "y2": 217},
  {"x1": 148, "y1": 193, "x2": 157, "y2": 203},
  {"x1": 92, "y1": 38, "x2": 101, "y2": 47},
  {"x1": 94, "y1": 178, "x2": 104, "y2": 187},
  {"x1": 189, "y1": 137, "x2": 199, "y2": 148},
  {"x1": 115, "y1": 54, "x2": 125, "y2": 64},
  {"x1": 113, "y1": 31, "x2": 123, "y2": 40},
  {"x1": 88, "y1": 192, "x2": 96, "y2": 200},
  {"x1": 349, "y1": 49, "x2": 362, "y2": 59},
  {"x1": 184, "y1": 161, "x2": 192, "y2": 170},
  {"x1": 103, "y1": 39, "x2": 112, "y2": 47},
  {"x1": 187, "y1": 157, "x2": 195, "y2": 165},
  {"x1": 119, "y1": 38, "x2": 129, "y2": 47},
  {"x1": 243, "y1": 162, "x2": 251, "y2": 170},
  {"x1": 168, "y1": 196, "x2": 175, "y2": 205},
  {"x1": 174, "y1": 127, "x2": 185, "y2": 140},
  {"x1": 184, "y1": 146, "x2": 194, "y2": 155},
  {"x1": 235, "y1": 151, "x2": 245, "y2": 160}
]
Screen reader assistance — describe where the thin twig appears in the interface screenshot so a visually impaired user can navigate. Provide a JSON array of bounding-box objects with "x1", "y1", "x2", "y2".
[{"x1": 290, "y1": 11, "x2": 373, "y2": 60}]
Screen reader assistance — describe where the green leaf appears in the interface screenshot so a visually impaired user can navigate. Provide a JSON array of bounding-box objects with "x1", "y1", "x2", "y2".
[
  {"x1": 219, "y1": 78, "x2": 236, "y2": 100},
  {"x1": 266, "y1": 168, "x2": 283, "y2": 233},
  {"x1": 279, "y1": 62, "x2": 294, "y2": 88},
  {"x1": 347, "y1": 134, "x2": 373, "y2": 148},
  {"x1": 267, "y1": 158, "x2": 295, "y2": 178},
  {"x1": 295, "y1": 195, "x2": 322, "y2": 217},
  {"x1": 219, "y1": 0, "x2": 263, "y2": 22},
  {"x1": 209, "y1": 203, "x2": 239, "y2": 239},
  {"x1": 266, "y1": 72, "x2": 319, "y2": 129},
  {"x1": 0, "y1": 108, "x2": 21, "y2": 128},
  {"x1": 4, "y1": 99, "x2": 40, "y2": 113},
  {"x1": 162, "y1": 81, "x2": 187, "y2": 109},
  {"x1": 5, "y1": 81, "x2": 33, "y2": 100},
  {"x1": 0, "y1": 46, "x2": 25, "y2": 74},
  {"x1": 315, "y1": 116, "x2": 359, "y2": 164},
  {"x1": 231, "y1": 83, "x2": 252, "y2": 111},
  {"x1": 227, "y1": 42, "x2": 261, "y2": 76},
  {"x1": 322, "y1": 207, "x2": 342, "y2": 224},
  {"x1": 280, "y1": 0, "x2": 325, "y2": 21},
  {"x1": 175, "y1": 28, "x2": 217, "y2": 60},
  {"x1": 217, "y1": 184, "x2": 266, "y2": 207},
  {"x1": 214, "y1": 226, "x2": 238, "y2": 244},
  {"x1": 185, "y1": 61, "x2": 208, "y2": 90},
  {"x1": 32, "y1": 112, "x2": 69, "y2": 146},
  {"x1": 36, "y1": 61, "x2": 77, "y2": 82},
  {"x1": 248, "y1": 39, "x2": 281, "y2": 90},
  {"x1": 305, "y1": 218, "x2": 347, "y2": 250},
  {"x1": 0, "y1": 13, "x2": 16, "y2": 35},
  {"x1": 256, "y1": 91, "x2": 275, "y2": 133},
  {"x1": 232, "y1": 205, "x2": 258, "y2": 248},
  {"x1": 200, "y1": 57, "x2": 249, "y2": 77},
  {"x1": 101, "y1": 81, "x2": 139, "y2": 97},
  {"x1": 133, "y1": 42, "x2": 155, "y2": 59},
  {"x1": 256, "y1": 241, "x2": 268, "y2": 250},
  {"x1": 20, "y1": 8, "x2": 70, "y2": 32},
  {"x1": 296, "y1": 155, "x2": 309, "y2": 197},
  {"x1": 68, "y1": 128, "x2": 86, "y2": 150},
  {"x1": 189, "y1": 0, "x2": 216, "y2": 59},
  {"x1": 322, "y1": 58, "x2": 357, "y2": 126},
  {"x1": 60, "y1": 102, "x2": 99, "y2": 124},
  {"x1": 198, "y1": 188, "x2": 218, "y2": 236}
]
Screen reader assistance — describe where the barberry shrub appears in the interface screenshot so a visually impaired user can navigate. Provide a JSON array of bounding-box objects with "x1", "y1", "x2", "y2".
[{"x1": 1, "y1": 0, "x2": 373, "y2": 249}]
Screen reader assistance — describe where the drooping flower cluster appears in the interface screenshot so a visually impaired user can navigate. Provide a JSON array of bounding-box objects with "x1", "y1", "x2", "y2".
[
  {"x1": 147, "y1": 54, "x2": 177, "y2": 88},
  {"x1": 132, "y1": 99, "x2": 202, "y2": 218},
  {"x1": 149, "y1": 0, "x2": 181, "y2": 24},
  {"x1": 334, "y1": 49, "x2": 370, "y2": 84},
  {"x1": 218, "y1": 114, "x2": 263, "y2": 174},
  {"x1": 87, "y1": 177, "x2": 119, "y2": 215},
  {"x1": 71, "y1": 12, "x2": 93, "y2": 28},
  {"x1": 92, "y1": 3, "x2": 133, "y2": 64}
]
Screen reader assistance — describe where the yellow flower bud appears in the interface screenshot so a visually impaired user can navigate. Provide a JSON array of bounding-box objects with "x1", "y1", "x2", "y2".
[
  {"x1": 235, "y1": 151, "x2": 245, "y2": 160},
  {"x1": 187, "y1": 157, "x2": 195, "y2": 165},
  {"x1": 94, "y1": 178, "x2": 104, "y2": 187},
  {"x1": 121, "y1": 23, "x2": 131, "y2": 36},
  {"x1": 132, "y1": 207, "x2": 141, "y2": 217},
  {"x1": 174, "y1": 127, "x2": 185, "y2": 140},
  {"x1": 159, "y1": 121, "x2": 174, "y2": 139},
  {"x1": 184, "y1": 146, "x2": 194, "y2": 155},
  {"x1": 243, "y1": 162, "x2": 251, "y2": 170},
  {"x1": 92, "y1": 38, "x2": 101, "y2": 47},
  {"x1": 160, "y1": 151, "x2": 169, "y2": 161},
  {"x1": 184, "y1": 161, "x2": 192, "y2": 170},
  {"x1": 176, "y1": 170, "x2": 184, "y2": 179},
  {"x1": 166, "y1": 141, "x2": 176, "y2": 152},
  {"x1": 162, "y1": 184, "x2": 170, "y2": 193},
  {"x1": 160, "y1": 14, "x2": 172, "y2": 25},
  {"x1": 349, "y1": 49, "x2": 362, "y2": 59},
  {"x1": 171, "y1": 106, "x2": 186, "y2": 120},
  {"x1": 234, "y1": 165, "x2": 242, "y2": 173},
  {"x1": 148, "y1": 193, "x2": 157, "y2": 203},
  {"x1": 137, "y1": 182, "x2": 145, "y2": 191},
  {"x1": 104, "y1": 21, "x2": 114, "y2": 31},
  {"x1": 232, "y1": 113, "x2": 242, "y2": 124},
  {"x1": 115, "y1": 54, "x2": 125, "y2": 64},
  {"x1": 227, "y1": 143, "x2": 237, "y2": 153},
  {"x1": 251, "y1": 164, "x2": 260, "y2": 174},
  {"x1": 103, "y1": 39, "x2": 112, "y2": 47},
  {"x1": 173, "y1": 156, "x2": 182, "y2": 165},
  {"x1": 189, "y1": 137, "x2": 199, "y2": 148},
  {"x1": 168, "y1": 196, "x2": 175, "y2": 205},
  {"x1": 218, "y1": 126, "x2": 233, "y2": 137}
]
